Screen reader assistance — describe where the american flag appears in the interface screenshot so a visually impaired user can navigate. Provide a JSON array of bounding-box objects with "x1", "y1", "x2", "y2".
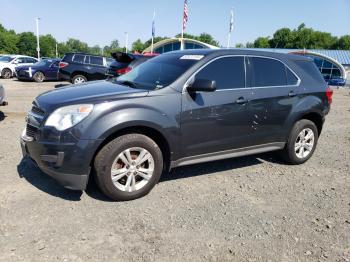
[
  {"x1": 182, "y1": 0, "x2": 189, "y2": 31},
  {"x1": 229, "y1": 9, "x2": 234, "y2": 33}
]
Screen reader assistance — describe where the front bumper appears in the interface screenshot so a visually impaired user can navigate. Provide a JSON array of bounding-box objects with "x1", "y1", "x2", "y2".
[{"x1": 20, "y1": 130, "x2": 99, "y2": 190}]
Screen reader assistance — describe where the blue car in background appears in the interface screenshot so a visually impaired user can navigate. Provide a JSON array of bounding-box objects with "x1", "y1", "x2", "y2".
[
  {"x1": 325, "y1": 77, "x2": 346, "y2": 87},
  {"x1": 15, "y1": 59, "x2": 61, "y2": 82}
]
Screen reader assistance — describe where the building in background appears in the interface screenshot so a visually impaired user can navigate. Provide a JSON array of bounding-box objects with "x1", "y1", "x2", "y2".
[{"x1": 142, "y1": 38, "x2": 218, "y2": 54}]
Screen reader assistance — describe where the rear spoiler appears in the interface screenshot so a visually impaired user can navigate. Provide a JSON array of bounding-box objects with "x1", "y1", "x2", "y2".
[{"x1": 111, "y1": 52, "x2": 135, "y2": 63}]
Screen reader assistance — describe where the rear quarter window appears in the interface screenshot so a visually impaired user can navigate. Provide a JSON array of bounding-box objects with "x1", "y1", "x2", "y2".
[
  {"x1": 295, "y1": 60, "x2": 325, "y2": 85},
  {"x1": 90, "y1": 56, "x2": 104, "y2": 66}
]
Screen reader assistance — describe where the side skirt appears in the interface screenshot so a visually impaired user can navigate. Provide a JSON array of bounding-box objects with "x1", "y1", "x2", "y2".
[{"x1": 170, "y1": 142, "x2": 285, "y2": 168}]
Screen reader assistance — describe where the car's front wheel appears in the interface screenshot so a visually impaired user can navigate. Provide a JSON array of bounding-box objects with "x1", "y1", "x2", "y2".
[
  {"x1": 94, "y1": 134, "x2": 163, "y2": 201},
  {"x1": 282, "y1": 119, "x2": 319, "y2": 164},
  {"x1": 1, "y1": 68, "x2": 12, "y2": 79}
]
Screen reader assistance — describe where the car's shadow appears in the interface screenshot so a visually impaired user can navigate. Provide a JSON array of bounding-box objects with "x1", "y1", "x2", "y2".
[
  {"x1": 17, "y1": 157, "x2": 83, "y2": 201},
  {"x1": 18, "y1": 152, "x2": 284, "y2": 202},
  {"x1": 0, "y1": 111, "x2": 6, "y2": 121}
]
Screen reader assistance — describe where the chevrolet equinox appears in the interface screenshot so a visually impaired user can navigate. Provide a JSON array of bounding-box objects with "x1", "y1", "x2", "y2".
[{"x1": 20, "y1": 49, "x2": 333, "y2": 201}]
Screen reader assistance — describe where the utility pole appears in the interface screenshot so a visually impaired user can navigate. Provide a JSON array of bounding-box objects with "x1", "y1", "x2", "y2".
[
  {"x1": 125, "y1": 32, "x2": 129, "y2": 53},
  {"x1": 55, "y1": 42, "x2": 58, "y2": 58},
  {"x1": 36, "y1": 17, "x2": 41, "y2": 59}
]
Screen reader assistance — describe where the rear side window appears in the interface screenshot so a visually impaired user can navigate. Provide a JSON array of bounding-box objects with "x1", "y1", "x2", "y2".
[
  {"x1": 286, "y1": 67, "x2": 298, "y2": 85},
  {"x1": 195, "y1": 56, "x2": 245, "y2": 90},
  {"x1": 248, "y1": 57, "x2": 286, "y2": 87},
  {"x1": 73, "y1": 54, "x2": 85, "y2": 63},
  {"x1": 90, "y1": 56, "x2": 104, "y2": 66},
  {"x1": 295, "y1": 60, "x2": 325, "y2": 84}
]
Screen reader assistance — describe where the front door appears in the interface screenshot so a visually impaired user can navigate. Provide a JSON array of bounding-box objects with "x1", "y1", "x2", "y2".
[{"x1": 180, "y1": 56, "x2": 254, "y2": 158}]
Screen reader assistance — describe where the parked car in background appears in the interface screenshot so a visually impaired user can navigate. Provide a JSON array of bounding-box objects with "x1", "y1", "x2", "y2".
[
  {"x1": 15, "y1": 59, "x2": 61, "y2": 82},
  {"x1": 0, "y1": 83, "x2": 7, "y2": 106},
  {"x1": 0, "y1": 55, "x2": 38, "y2": 79},
  {"x1": 21, "y1": 49, "x2": 332, "y2": 201},
  {"x1": 59, "y1": 53, "x2": 113, "y2": 84},
  {"x1": 107, "y1": 52, "x2": 158, "y2": 77},
  {"x1": 325, "y1": 76, "x2": 346, "y2": 86}
]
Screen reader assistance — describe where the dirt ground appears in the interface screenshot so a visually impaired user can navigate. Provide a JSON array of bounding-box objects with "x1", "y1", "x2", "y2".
[{"x1": 0, "y1": 78, "x2": 349, "y2": 262}]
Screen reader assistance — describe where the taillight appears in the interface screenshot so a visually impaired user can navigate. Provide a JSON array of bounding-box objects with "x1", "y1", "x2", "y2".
[
  {"x1": 59, "y1": 62, "x2": 69, "y2": 68},
  {"x1": 326, "y1": 86, "x2": 333, "y2": 105},
  {"x1": 116, "y1": 67, "x2": 132, "y2": 75}
]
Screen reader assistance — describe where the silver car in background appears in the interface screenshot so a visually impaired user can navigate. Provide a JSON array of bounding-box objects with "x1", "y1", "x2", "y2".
[{"x1": 0, "y1": 84, "x2": 8, "y2": 106}]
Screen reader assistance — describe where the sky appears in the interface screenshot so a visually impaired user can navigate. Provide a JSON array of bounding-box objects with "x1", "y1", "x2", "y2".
[{"x1": 1, "y1": 0, "x2": 350, "y2": 48}]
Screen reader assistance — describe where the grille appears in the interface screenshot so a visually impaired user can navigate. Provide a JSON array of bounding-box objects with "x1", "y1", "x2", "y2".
[
  {"x1": 26, "y1": 124, "x2": 38, "y2": 138},
  {"x1": 31, "y1": 104, "x2": 45, "y2": 116}
]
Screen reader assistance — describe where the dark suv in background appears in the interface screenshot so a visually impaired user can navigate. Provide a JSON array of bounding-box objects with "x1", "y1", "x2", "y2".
[
  {"x1": 21, "y1": 49, "x2": 332, "y2": 201},
  {"x1": 107, "y1": 52, "x2": 158, "y2": 77},
  {"x1": 59, "y1": 53, "x2": 113, "y2": 84}
]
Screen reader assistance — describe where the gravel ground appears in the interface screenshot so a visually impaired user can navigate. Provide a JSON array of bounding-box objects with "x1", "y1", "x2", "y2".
[{"x1": 0, "y1": 78, "x2": 349, "y2": 262}]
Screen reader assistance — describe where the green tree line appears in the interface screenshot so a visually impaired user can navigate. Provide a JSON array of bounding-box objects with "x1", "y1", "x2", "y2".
[
  {"x1": 1, "y1": 22, "x2": 349, "y2": 59},
  {"x1": 236, "y1": 23, "x2": 350, "y2": 50}
]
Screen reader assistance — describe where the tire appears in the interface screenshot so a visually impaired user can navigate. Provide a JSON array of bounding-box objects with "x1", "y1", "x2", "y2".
[
  {"x1": 33, "y1": 71, "x2": 45, "y2": 83},
  {"x1": 1, "y1": 68, "x2": 12, "y2": 79},
  {"x1": 281, "y1": 119, "x2": 318, "y2": 164},
  {"x1": 72, "y1": 75, "x2": 87, "y2": 84},
  {"x1": 94, "y1": 134, "x2": 163, "y2": 201}
]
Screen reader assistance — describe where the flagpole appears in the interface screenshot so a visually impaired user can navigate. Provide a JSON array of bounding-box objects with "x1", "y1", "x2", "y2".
[
  {"x1": 227, "y1": 8, "x2": 234, "y2": 48},
  {"x1": 151, "y1": 10, "x2": 155, "y2": 53},
  {"x1": 227, "y1": 32, "x2": 231, "y2": 48}
]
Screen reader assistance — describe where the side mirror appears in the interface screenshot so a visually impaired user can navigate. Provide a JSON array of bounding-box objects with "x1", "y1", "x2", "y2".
[{"x1": 187, "y1": 79, "x2": 216, "y2": 92}]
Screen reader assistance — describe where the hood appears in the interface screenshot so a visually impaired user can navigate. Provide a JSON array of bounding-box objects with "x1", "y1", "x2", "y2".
[{"x1": 36, "y1": 80, "x2": 148, "y2": 112}]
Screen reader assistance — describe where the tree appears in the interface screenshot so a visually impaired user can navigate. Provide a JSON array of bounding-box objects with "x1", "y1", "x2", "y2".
[
  {"x1": 175, "y1": 32, "x2": 219, "y2": 46},
  {"x1": 235, "y1": 43, "x2": 244, "y2": 48},
  {"x1": 131, "y1": 39, "x2": 145, "y2": 52},
  {"x1": 89, "y1": 45, "x2": 102, "y2": 55},
  {"x1": 269, "y1": 28, "x2": 293, "y2": 48},
  {"x1": 16, "y1": 32, "x2": 37, "y2": 57},
  {"x1": 40, "y1": 34, "x2": 56, "y2": 57},
  {"x1": 253, "y1": 37, "x2": 270, "y2": 48},
  {"x1": 65, "y1": 38, "x2": 89, "y2": 53},
  {"x1": 337, "y1": 35, "x2": 350, "y2": 50}
]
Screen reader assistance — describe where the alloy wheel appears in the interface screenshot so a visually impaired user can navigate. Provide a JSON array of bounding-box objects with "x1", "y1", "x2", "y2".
[
  {"x1": 110, "y1": 147, "x2": 155, "y2": 192},
  {"x1": 294, "y1": 128, "x2": 315, "y2": 159}
]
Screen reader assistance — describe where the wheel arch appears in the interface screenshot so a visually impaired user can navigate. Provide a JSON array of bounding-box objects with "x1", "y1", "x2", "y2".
[
  {"x1": 1, "y1": 67, "x2": 13, "y2": 77},
  {"x1": 90, "y1": 125, "x2": 172, "y2": 175},
  {"x1": 71, "y1": 71, "x2": 89, "y2": 81}
]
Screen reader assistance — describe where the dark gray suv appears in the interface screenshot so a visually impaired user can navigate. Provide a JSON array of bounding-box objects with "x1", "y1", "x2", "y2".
[{"x1": 20, "y1": 49, "x2": 333, "y2": 201}]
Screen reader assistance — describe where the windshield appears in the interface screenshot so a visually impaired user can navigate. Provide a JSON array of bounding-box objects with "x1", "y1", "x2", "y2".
[
  {"x1": 0, "y1": 56, "x2": 15, "y2": 63},
  {"x1": 33, "y1": 60, "x2": 49, "y2": 67},
  {"x1": 116, "y1": 53, "x2": 201, "y2": 90}
]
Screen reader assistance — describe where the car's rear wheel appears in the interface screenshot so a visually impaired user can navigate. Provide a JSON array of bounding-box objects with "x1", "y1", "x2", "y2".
[
  {"x1": 72, "y1": 75, "x2": 87, "y2": 84},
  {"x1": 282, "y1": 119, "x2": 318, "y2": 164},
  {"x1": 94, "y1": 134, "x2": 163, "y2": 201},
  {"x1": 1, "y1": 68, "x2": 12, "y2": 79},
  {"x1": 33, "y1": 71, "x2": 45, "y2": 82}
]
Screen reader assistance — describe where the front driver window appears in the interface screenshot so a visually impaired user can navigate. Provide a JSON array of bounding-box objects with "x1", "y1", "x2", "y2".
[{"x1": 195, "y1": 56, "x2": 245, "y2": 90}]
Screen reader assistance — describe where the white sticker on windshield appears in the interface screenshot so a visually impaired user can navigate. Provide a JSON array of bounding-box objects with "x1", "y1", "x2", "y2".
[{"x1": 180, "y1": 55, "x2": 204, "y2": 60}]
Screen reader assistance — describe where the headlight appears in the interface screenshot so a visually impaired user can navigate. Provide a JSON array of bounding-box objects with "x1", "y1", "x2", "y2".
[{"x1": 45, "y1": 104, "x2": 93, "y2": 131}]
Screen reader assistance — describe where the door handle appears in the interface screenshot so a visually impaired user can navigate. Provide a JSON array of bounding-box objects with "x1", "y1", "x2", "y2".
[
  {"x1": 288, "y1": 91, "x2": 296, "y2": 97},
  {"x1": 236, "y1": 97, "x2": 248, "y2": 105}
]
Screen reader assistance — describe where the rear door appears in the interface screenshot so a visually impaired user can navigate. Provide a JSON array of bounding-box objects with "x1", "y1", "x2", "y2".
[
  {"x1": 246, "y1": 56, "x2": 300, "y2": 144},
  {"x1": 46, "y1": 61, "x2": 59, "y2": 79},
  {"x1": 88, "y1": 56, "x2": 108, "y2": 80},
  {"x1": 180, "y1": 56, "x2": 254, "y2": 157}
]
